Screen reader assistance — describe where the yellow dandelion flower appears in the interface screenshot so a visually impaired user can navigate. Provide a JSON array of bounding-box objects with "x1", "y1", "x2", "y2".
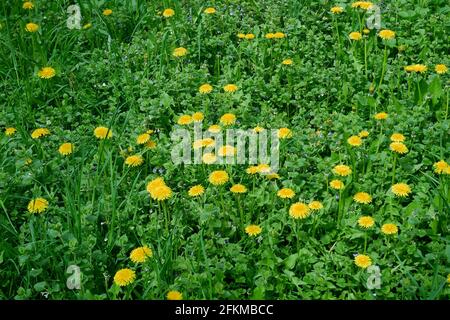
[
  {"x1": 245, "y1": 224, "x2": 262, "y2": 236},
  {"x1": 266, "y1": 173, "x2": 280, "y2": 179},
  {"x1": 349, "y1": 32, "x2": 362, "y2": 41},
  {"x1": 28, "y1": 198, "x2": 49, "y2": 214},
  {"x1": 137, "y1": 133, "x2": 150, "y2": 145},
  {"x1": 433, "y1": 160, "x2": 449, "y2": 174},
  {"x1": 435, "y1": 64, "x2": 448, "y2": 74},
  {"x1": 347, "y1": 135, "x2": 362, "y2": 147},
  {"x1": 192, "y1": 112, "x2": 204, "y2": 122},
  {"x1": 178, "y1": 115, "x2": 192, "y2": 125},
  {"x1": 289, "y1": 202, "x2": 310, "y2": 219},
  {"x1": 353, "y1": 192, "x2": 372, "y2": 204},
  {"x1": 130, "y1": 246, "x2": 152, "y2": 263},
  {"x1": 188, "y1": 185, "x2": 205, "y2": 197},
  {"x1": 202, "y1": 153, "x2": 217, "y2": 164},
  {"x1": 58, "y1": 143, "x2": 73, "y2": 156},
  {"x1": 273, "y1": 32, "x2": 286, "y2": 39},
  {"x1": 358, "y1": 130, "x2": 369, "y2": 138},
  {"x1": 244, "y1": 33, "x2": 255, "y2": 40},
  {"x1": 277, "y1": 188, "x2": 295, "y2": 199},
  {"x1": 230, "y1": 184, "x2": 247, "y2": 194},
  {"x1": 23, "y1": 2, "x2": 34, "y2": 9},
  {"x1": 5, "y1": 127, "x2": 17, "y2": 136},
  {"x1": 278, "y1": 128, "x2": 292, "y2": 139},
  {"x1": 146, "y1": 177, "x2": 165, "y2": 191},
  {"x1": 391, "y1": 183, "x2": 411, "y2": 197},
  {"x1": 308, "y1": 201, "x2": 323, "y2": 211},
  {"x1": 381, "y1": 223, "x2": 398, "y2": 235},
  {"x1": 162, "y1": 8, "x2": 175, "y2": 18},
  {"x1": 201, "y1": 138, "x2": 215, "y2": 147},
  {"x1": 147, "y1": 178, "x2": 172, "y2": 201},
  {"x1": 378, "y1": 29, "x2": 395, "y2": 40},
  {"x1": 331, "y1": 6, "x2": 344, "y2": 14},
  {"x1": 390, "y1": 142, "x2": 408, "y2": 154},
  {"x1": 209, "y1": 170, "x2": 229, "y2": 186},
  {"x1": 374, "y1": 112, "x2": 388, "y2": 120},
  {"x1": 390, "y1": 133, "x2": 405, "y2": 142},
  {"x1": 333, "y1": 164, "x2": 352, "y2": 177},
  {"x1": 330, "y1": 179, "x2": 344, "y2": 190},
  {"x1": 113, "y1": 268, "x2": 135, "y2": 286},
  {"x1": 358, "y1": 216, "x2": 375, "y2": 229},
  {"x1": 150, "y1": 185, "x2": 172, "y2": 201},
  {"x1": 256, "y1": 164, "x2": 271, "y2": 174},
  {"x1": 265, "y1": 33, "x2": 275, "y2": 39},
  {"x1": 173, "y1": 47, "x2": 187, "y2": 57},
  {"x1": 94, "y1": 126, "x2": 112, "y2": 139},
  {"x1": 208, "y1": 125, "x2": 221, "y2": 133},
  {"x1": 204, "y1": 7, "x2": 216, "y2": 14},
  {"x1": 38, "y1": 67, "x2": 56, "y2": 79},
  {"x1": 199, "y1": 84, "x2": 213, "y2": 94},
  {"x1": 237, "y1": 33, "x2": 246, "y2": 39},
  {"x1": 218, "y1": 145, "x2": 236, "y2": 157},
  {"x1": 352, "y1": 2, "x2": 374, "y2": 10},
  {"x1": 246, "y1": 166, "x2": 259, "y2": 175},
  {"x1": 167, "y1": 290, "x2": 182, "y2": 300},
  {"x1": 223, "y1": 84, "x2": 238, "y2": 93},
  {"x1": 125, "y1": 155, "x2": 144, "y2": 167},
  {"x1": 25, "y1": 22, "x2": 39, "y2": 32},
  {"x1": 282, "y1": 59, "x2": 293, "y2": 65},
  {"x1": 220, "y1": 113, "x2": 236, "y2": 126},
  {"x1": 404, "y1": 64, "x2": 427, "y2": 73},
  {"x1": 145, "y1": 140, "x2": 157, "y2": 149},
  {"x1": 363, "y1": 28, "x2": 370, "y2": 34},
  {"x1": 253, "y1": 126, "x2": 265, "y2": 133},
  {"x1": 103, "y1": 9, "x2": 112, "y2": 16},
  {"x1": 192, "y1": 139, "x2": 204, "y2": 150},
  {"x1": 31, "y1": 128, "x2": 50, "y2": 139},
  {"x1": 354, "y1": 254, "x2": 372, "y2": 269}
]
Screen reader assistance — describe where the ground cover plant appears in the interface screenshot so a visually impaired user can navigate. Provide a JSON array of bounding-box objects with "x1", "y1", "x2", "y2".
[{"x1": 0, "y1": 0, "x2": 449, "y2": 300}]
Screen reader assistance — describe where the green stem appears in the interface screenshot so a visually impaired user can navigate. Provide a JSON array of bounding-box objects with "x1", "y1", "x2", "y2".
[
  {"x1": 337, "y1": 189, "x2": 343, "y2": 227},
  {"x1": 237, "y1": 195, "x2": 245, "y2": 225},
  {"x1": 375, "y1": 123, "x2": 384, "y2": 154},
  {"x1": 364, "y1": 232, "x2": 368, "y2": 254},
  {"x1": 377, "y1": 44, "x2": 388, "y2": 95},
  {"x1": 364, "y1": 37, "x2": 368, "y2": 78},
  {"x1": 391, "y1": 153, "x2": 397, "y2": 184}
]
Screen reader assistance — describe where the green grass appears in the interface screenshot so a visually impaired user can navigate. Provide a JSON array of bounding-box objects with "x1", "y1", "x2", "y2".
[{"x1": 0, "y1": 0, "x2": 449, "y2": 300}]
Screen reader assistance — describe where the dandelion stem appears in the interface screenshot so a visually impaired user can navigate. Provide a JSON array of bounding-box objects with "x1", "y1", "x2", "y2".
[
  {"x1": 337, "y1": 189, "x2": 343, "y2": 227},
  {"x1": 163, "y1": 201, "x2": 170, "y2": 234},
  {"x1": 416, "y1": 76, "x2": 422, "y2": 103},
  {"x1": 364, "y1": 232, "x2": 368, "y2": 254},
  {"x1": 375, "y1": 123, "x2": 384, "y2": 154},
  {"x1": 364, "y1": 37, "x2": 368, "y2": 78},
  {"x1": 391, "y1": 153, "x2": 397, "y2": 184},
  {"x1": 237, "y1": 195, "x2": 245, "y2": 225},
  {"x1": 377, "y1": 44, "x2": 388, "y2": 96}
]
